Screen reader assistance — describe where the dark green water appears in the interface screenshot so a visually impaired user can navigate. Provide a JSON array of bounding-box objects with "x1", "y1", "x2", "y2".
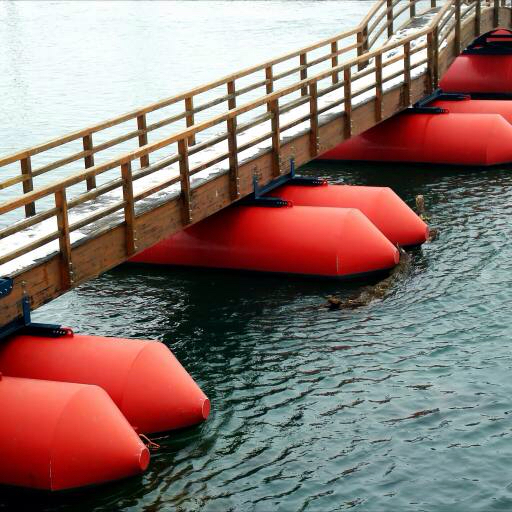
[{"x1": 2, "y1": 161, "x2": 512, "y2": 511}]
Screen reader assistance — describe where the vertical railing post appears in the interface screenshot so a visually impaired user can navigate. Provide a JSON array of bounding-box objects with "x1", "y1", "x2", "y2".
[
  {"x1": 82, "y1": 134, "x2": 96, "y2": 191},
  {"x1": 455, "y1": 0, "x2": 461, "y2": 55},
  {"x1": 475, "y1": 0, "x2": 481, "y2": 35},
  {"x1": 494, "y1": 0, "x2": 500, "y2": 26},
  {"x1": 431, "y1": 0, "x2": 437, "y2": 7},
  {"x1": 55, "y1": 188, "x2": 73, "y2": 289},
  {"x1": 300, "y1": 53, "x2": 308, "y2": 96},
  {"x1": 404, "y1": 42, "x2": 411, "y2": 106},
  {"x1": 269, "y1": 99, "x2": 281, "y2": 177},
  {"x1": 343, "y1": 67, "x2": 352, "y2": 139},
  {"x1": 433, "y1": 27, "x2": 439, "y2": 89},
  {"x1": 185, "y1": 96, "x2": 196, "y2": 146},
  {"x1": 410, "y1": 0, "x2": 416, "y2": 18},
  {"x1": 357, "y1": 30, "x2": 368, "y2": 71},
  {"x1": 20, "y1": 156, "x2": 35, "y2": 217},
  {"x1": 387, "y1": 0, "x2": 394, "y2": 39},
  {"x1": 121, "y1": 161, "x2": 136, "y2": 256},
  {"x1": 136, "y1": 115, "x2": 150, "y2": 169},
  {"x1": 265, "y1": 66, "x2": 274, "y2": 111},
  {"x1": 178, "y1": 139, "x2": 192, "y2": 225},
  {"x1": 226, "y1": 80, "x2": 240, "y2": 200},
  {"x1": 227, "y1": 115, "x2": 240, "y2": 200},
  {"x1": 331, "y1": 41, "x2": 339, "y2": 84},
  {"x1": 375, "y1": 53, "x2": 383, "y2": 122},
  {"x1": 309, "y1": 81, "x2": 319, "y2": 158}
]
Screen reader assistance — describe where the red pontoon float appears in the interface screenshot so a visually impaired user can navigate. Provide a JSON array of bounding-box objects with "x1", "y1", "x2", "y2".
[
  {"x1": 0, "y1": 375, "x2": 149, "y2": 490},
  {"x1": 319, "y1": 112, "x2": 512, "y2": 166},
  {"x1": 440, "y1": 29, "x2": 512, "y2": 93},
  {"x1": 0, "y1": 334, "x2": 210, "y2": 435},
  {"x1": 131, "y1": 205, "x2": 400, "y2": 278},
  {"x1": 268, "y1": 184, "x2": 428, "y2": 247}
]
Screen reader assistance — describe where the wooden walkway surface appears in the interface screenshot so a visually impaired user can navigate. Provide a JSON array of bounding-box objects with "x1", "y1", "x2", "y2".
[{"x1": 1, "y1": 0, "x2": 511, "y2": 328}]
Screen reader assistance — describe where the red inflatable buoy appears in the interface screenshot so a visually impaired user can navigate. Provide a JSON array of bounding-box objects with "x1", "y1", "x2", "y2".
[
  {"x1": 0, "y1": 335, "x2": 210, "y2": 434},
  {"x1": 439, "y1": 55, "x2": 512, "y2": 93},
  {"x1": 431, "y1": 98, "x2": 512, "y2": 124},
  {"x1": 0, "y1": 375, "x2": 148, "y2": 490},
  {"x1": 131, "y1": 205, "x2": 400, "y2": 278},
  {"x1": 319, "y1": 113, "x2": 512, "y2": 166},
  {"x1": 268, "y1": 184, "x2": 428, "y2": 247}
]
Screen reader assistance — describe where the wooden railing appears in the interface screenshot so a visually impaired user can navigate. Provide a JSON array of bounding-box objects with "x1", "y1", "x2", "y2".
[{"x1": 0, "y1": 0, "x2": 510, "y2": 325}]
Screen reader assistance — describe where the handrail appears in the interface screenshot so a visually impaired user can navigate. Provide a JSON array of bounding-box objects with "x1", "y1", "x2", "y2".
[{"x1": 0, "y1": 0, "x2": 443, "y2": 197}]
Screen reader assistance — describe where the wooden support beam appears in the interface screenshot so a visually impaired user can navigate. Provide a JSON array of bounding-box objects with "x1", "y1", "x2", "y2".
[
  {"x1": 20, "y1": 156, "x2": 35, "y2": 217},
  {"x1": 344, "y1": 67, "x2": 352, "y2": 139},
  {"x1": 427, "y1": 31, "x2": 435, "y2": 93},
  {"x1": 494, "y1": 0, "x2": 500, "y2": 26},
  {"x1": 375, "y1": 53, "x2": 383, "y2": 122},
  {"x1": 185, "y1": 96, "x2": 196, "y2": 146},
  {"x1": 121, "y1": 161, "x2": 136, "y2": 256},
  {"x1": 404, "y1": 42, "x2": 411, "y2": 106},
  {"x1": 82, "y1": 134, "x2": 96, "y2": 191},
  {"x1": 178, "y1": 139, "x2": 192, "y2": 225},
  {"x1": 432, "y1": 27, "x2": 439, "y2": 89},
  {"x1": 137, "y1": 114, "x2": 150, "y2": 168},
  {"x1": 300, "y1": 53, "x2": 308, "y2": 96},
  {"x1": 269, "y1": 99, "x2": 281, "y2": 177},
  {"x1": 55, "y1": 188, "x2": 73, "y2": 289},
  {"x1": 309, "y1": 82, "x2": 319, "y2": 157}
]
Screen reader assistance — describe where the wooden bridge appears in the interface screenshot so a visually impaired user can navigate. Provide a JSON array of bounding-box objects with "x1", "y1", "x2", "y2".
[{"x1": 1, "y1": 0, "x2": 511, "y2": 329}]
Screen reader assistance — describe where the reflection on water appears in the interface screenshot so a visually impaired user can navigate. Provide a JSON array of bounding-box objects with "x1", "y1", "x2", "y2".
[{"x1": 2, "y1": 1, "x2": 512, "y2": 511}]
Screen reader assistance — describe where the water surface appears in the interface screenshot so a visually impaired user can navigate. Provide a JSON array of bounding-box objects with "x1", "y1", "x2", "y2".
[{"x1": 1, "y1": 2, "x2": 512, "y2": 511}]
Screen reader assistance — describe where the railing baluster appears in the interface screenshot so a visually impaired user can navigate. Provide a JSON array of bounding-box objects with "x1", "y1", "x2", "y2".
[
  {"x1": 404, "y1": 42, "x2": 411, "y2": 106},
  {"x1": 136, "y1": 115, "x2": 150, "y2": 169},
  {"x1": 226, "y1": 80, "x2": 240, "y2": 200},
  {"x1": 331, "y1": 41, "x2": 339, "y2": 84},
  {"x1": 265, "y1": 66, "x2": 274, "y2": 95},
  {"x1": 410, "y1": 0, "x2": 416, "y2": 18},
  {"x1": 309, "y1": 82, "x2": 319, "y2": 158},
  {"x1": 344, "y1": 67, "x2": 352, "y2": 139},
  {"x1": 427, "y1": 31, "x2": 435, "y2": 93},
  {"x1": 357, "y1": 30, "x2": 366, "y2": 71},
  {"x1": 475, "y1": 0, "x2": 481, "y2": 35},
  {"x1": 266, "y1": 66, "x2": 274, "y2": 111},
  {"x1": 455, "y1": 0, "x2": 461, "y2": 55},
  {"x1": 300, "y1": 53, "x2": 308, "y2": 96},
  {"x1": 20, "y1": 156, "x2": 35, "y2": 217},
  {"x1": 387, "y1": 0, "x2": 394, "y2": 38},
  {"x1": 178, "y1": 139, "x2": 192, "y2": 225},
  {"x1": 82, "y1": 134, "x2": 96, "y2": 191},
  {"x1": 227, "y1": 116, "x2": 240, "y2": 200},
  {"x1": 494, "y1": 0, "x2": 500, "y2": 26},
  {"x1": 431, "y1": 0, "x2": 436, "y2": 7},
  {"x1": 121, "y1": 161, "x2": 136, "y2": 255},
  {"x1": 433, "y1": 27, "x2": 439, "y2": 89},
  {"x1": 269, "y1": 99, "x2": 281, "y2": 177},
  {"x1": 375, "y1": 53, "x2": 383, "y2": 122},
  {"x1": 185, "y1": 97, "x2": 196, "y2": 146},
  {"x1": 55, "y1": 188, "x2": 73, "y2": 289}
]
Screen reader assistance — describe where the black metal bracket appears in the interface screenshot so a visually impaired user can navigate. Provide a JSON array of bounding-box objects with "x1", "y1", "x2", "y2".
[
  {"x1": 0, "y1": 277, "x2": 13, "y2": 298},
  {"x1": 406, "y1": 88, "x2": 470, "y2": 114},
  {"x1": 240, "y1": 158, "x2": 326, "y2": 207},
  {"x1": 464, "y1": 29, "x2": 512, "y2": 55},
  {"x1": 0, "y1": 294, "x2": 73, "y2": 342}
]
